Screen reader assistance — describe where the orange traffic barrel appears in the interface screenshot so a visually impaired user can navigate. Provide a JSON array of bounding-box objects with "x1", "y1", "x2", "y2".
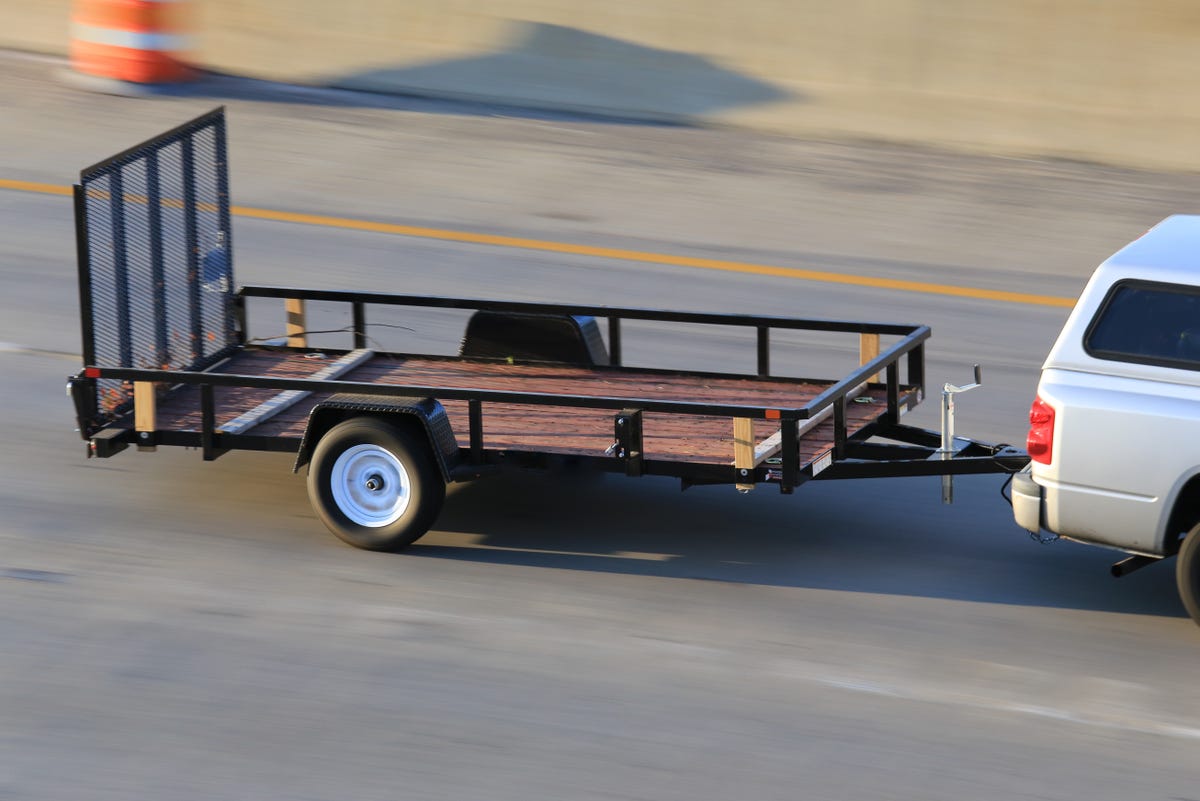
[{"x1": 70, "y1": 0, "x2": 195, "y2": 84}]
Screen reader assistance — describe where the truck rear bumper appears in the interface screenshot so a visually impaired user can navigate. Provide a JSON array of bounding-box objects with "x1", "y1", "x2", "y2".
[{"x1": 1012, "y1": 467, "x2": 1044, "y2": 533}]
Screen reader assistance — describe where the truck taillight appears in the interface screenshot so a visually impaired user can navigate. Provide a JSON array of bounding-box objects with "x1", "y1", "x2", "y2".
[{"x1": 1027, "y1": 396, "x2": 1055, "y2": 464}]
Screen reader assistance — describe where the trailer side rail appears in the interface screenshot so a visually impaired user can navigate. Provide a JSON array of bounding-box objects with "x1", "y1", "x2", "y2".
[
  {"x1": 236, "y1": 285, "x2": 930, "y2": 423},
  {"x1": 77, "y1": 307, "x2": 952, "y2": 493},
  {"x1": 238, "y1": 283, "x2": 928, "y2": 382}
]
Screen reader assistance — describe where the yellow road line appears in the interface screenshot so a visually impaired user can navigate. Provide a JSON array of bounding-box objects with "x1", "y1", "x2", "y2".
[
  {"x1": 2, "y1": 177, "x2": 1075, "y2": 308},
  {"x1": 1, "y1": 179, "x2": 71, "y2": 197}
]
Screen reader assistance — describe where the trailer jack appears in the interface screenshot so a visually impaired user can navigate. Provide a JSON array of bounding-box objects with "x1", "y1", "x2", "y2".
[{"x1": 939, "y1": 365, "x2": 982, "y2": 504}]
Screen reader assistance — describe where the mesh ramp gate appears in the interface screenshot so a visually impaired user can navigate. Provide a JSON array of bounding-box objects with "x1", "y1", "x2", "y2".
[{"x1": 75, "y1": 107, "x2": 237, "y2": 423}]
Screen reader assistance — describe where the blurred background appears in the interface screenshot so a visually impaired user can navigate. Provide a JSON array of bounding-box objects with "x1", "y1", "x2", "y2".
[
  {"x1": 4, "y1": 3, "x2": 1200, "y2": 801},
  {"x1": 5, "y1": 0, "x2": 1200, "y2": 169}
]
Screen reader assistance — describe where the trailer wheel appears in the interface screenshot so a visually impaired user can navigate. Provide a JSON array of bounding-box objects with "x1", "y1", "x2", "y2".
[
  {"x1": 1178, "y1": 523, "x2": 1200, "y2": 627},
  {"x1": 307, "y1": 417, "x2": 445, "y2": 551}
]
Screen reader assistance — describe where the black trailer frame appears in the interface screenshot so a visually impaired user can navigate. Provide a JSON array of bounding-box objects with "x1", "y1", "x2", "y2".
[
  {"x1": 70, "y1": 285, "x2": 1027, "y2": 488},
  {"x1": 67, "y1": 108, "x2": 1027, "y2": 511}
]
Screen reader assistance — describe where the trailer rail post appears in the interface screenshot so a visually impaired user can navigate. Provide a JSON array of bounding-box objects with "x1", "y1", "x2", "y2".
[
  {"x1": 73, "y1": 184, "x2": 97, "y2": 368},
  {"x1": 833, "y1": 397, "x2": 847, "y2": 459},
  {"x1": 200, "y1": 383, "x2": 228, "y2": 461},
  {"x1": 352, "y1": 302, "x2": 367, "y2": 350},
  {"x1": 885, "y1": 362, "x2": 900, "y2": 423},
  {"x1": 780, "y1": 417, "x2": 799, "y2": 493},
  {"x1": 468, "y1": 399, "x2": 484, "y2": 464},
  {"x1": 907, "y1": 345, "x2": 925, "y2": 399},
  {"x1": 607, "y1": 317, "x2": 622, "y2": 367},
  {"x1": 756, "y1": 326, "x2": 770, "y2": 377}
]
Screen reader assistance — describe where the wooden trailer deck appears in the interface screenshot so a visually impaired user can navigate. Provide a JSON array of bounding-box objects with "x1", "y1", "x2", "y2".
[{"x1": 148, "y1": 348, "x2": 916, "y2": 467}]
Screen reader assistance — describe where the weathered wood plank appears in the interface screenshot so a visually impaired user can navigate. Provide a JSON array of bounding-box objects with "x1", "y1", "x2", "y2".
[{"x1": 218, "y1": 349, "x2": 374, "y2": 434}]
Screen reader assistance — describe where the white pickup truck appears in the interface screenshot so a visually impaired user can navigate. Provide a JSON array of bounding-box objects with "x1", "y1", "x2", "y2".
[{"x1": 1013, "y1": 215, "x2": 1200, "y2": 626}]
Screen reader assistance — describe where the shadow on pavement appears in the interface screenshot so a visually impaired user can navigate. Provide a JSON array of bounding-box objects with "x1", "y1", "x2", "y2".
[
  {"x1": 415, "y1": 468, "x2": 1187, "y2": 619},
  {"x1": 40, "y1": 371, "x2": 1185, "y2": 622}
]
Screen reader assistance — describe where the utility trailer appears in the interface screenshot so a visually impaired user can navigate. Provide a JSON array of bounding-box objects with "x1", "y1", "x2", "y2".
[{"x1": 67, "y1": 109, "x2": 1028, "y2": 550}]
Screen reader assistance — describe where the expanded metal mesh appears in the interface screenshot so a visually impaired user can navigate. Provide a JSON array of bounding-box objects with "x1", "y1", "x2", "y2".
[{"x1": 78, "y1": 109, "x2": 236, "y2": 420}]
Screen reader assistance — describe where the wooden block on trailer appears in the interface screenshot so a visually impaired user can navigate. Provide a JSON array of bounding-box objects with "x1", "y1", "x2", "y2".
[
  {"x1": 134, "y1": 381, "x2": 157, "y2": 451},
  {"x1": 285, "y1": 298, "x2": 307, "y2": 348},
  {"x1": 860, "y1": 332, "x2": 880, "y2": 383},
  {"x1": 733, "y1": 416, "x2": 755, "y2": 491}
]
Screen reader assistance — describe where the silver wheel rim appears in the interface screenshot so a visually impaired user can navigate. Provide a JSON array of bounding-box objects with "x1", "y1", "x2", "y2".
[{"x1": 330, "y1": 444, "x2": 411, "y2": 527}]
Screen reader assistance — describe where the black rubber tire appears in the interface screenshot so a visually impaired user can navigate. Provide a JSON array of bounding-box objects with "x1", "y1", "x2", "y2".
[
  {"x1": 1177, "y1": 522, "x2": 1200, "y2": 627},
  {"x1": 307, "y1": 417, "x2": 445, "y2": 551}
]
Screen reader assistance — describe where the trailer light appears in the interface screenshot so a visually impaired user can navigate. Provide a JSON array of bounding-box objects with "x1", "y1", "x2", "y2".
[
  {"x1": 1027, "y1": 396, "x2": 1055, "y2": 464},
  {"x1": 84, "y1": 367, "x2": 101, "y2": 378},
  {"x1": 765, "y1": 409, "x2": 781, "y2": 420}
]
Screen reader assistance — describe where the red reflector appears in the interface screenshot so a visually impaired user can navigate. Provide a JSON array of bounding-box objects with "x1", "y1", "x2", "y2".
[
  {"x1": 84, "y1": 367, "x2": 101, "y2": 378},
  {"x1": 765, "y1": 409, "x2": 781, "y2": 420},
  {"x1": 1026, "y1": 396, "x2": 1055, "y2": 465}
]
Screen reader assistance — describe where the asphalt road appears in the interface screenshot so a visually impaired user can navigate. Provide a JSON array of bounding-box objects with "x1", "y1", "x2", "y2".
[{"x1": 3, "y1": 51, "x2": 1200, "y2": 800}]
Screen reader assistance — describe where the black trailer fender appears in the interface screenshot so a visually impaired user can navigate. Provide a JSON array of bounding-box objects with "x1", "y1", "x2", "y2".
[{"x1": 294, "y1": 394, "x2": 460, "y2": 481}]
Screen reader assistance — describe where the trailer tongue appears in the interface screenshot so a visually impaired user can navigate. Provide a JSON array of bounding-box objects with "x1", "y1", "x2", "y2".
[{"x1": 68, "y1": 108, "x2": 1027, "y2": 551}]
